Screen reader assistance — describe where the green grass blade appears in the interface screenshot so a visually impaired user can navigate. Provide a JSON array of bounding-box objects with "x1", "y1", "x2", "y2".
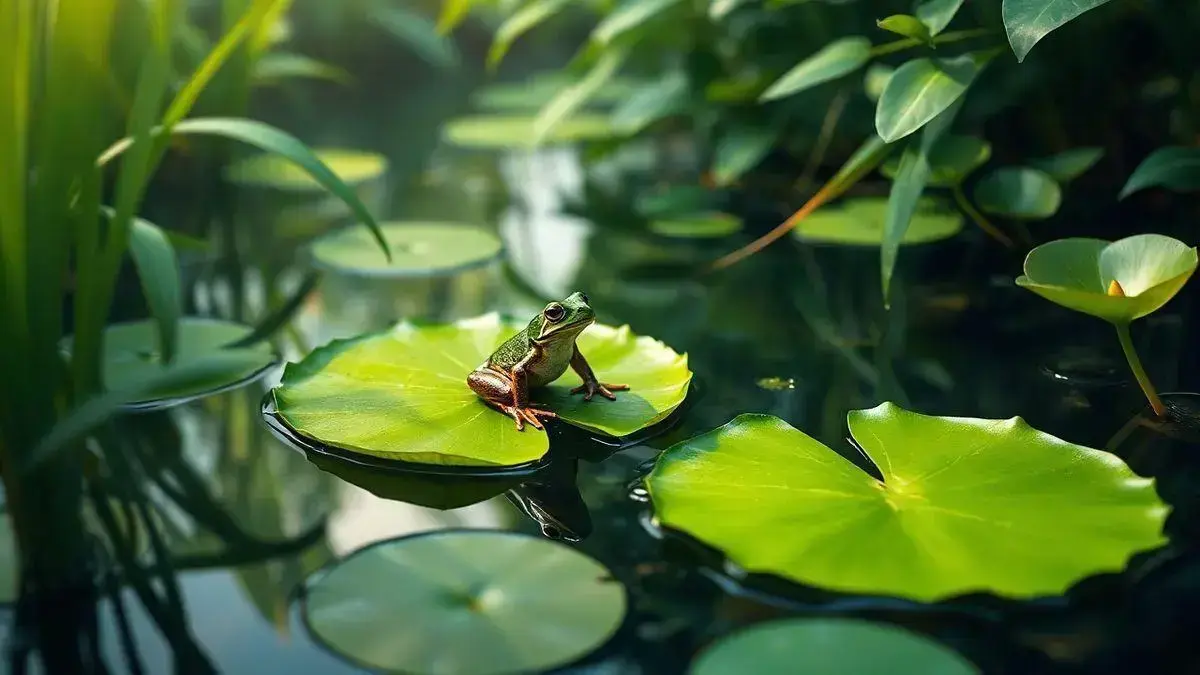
[
  {"x1": 488, "y1": 0, "x2": 571, "y2": 70},
  {"x1": 251, "y1": 52, "x2": 353, "y2": 86},
  {"x1": 126, "y1": 215, "x2": 183, "y2": 363}
]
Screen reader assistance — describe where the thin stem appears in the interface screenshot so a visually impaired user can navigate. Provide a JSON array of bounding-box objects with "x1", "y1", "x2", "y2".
[
  {"x1": 869, "y1": 28, "x2": 994, "y2": 58},
  {"x1": 952, "y1": 185, "x2": 1014, "y2": 248},
  {"x1": 1115, "y1": 322, "x2": 1166, "y2": 418}
]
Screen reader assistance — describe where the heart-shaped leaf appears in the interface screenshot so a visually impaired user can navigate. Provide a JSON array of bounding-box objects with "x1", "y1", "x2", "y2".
[
  {"x1": 442, "y1": 114, "x2": 617, "y2": 149},
  {"x1": 692, "y1": 618, "x2": 980, "y2": 675},
  {"x1": 877, "y1": 15, "x2": 933, "y2": 44},
  {"x1": 1030, "y1": 147, "x2": 1104, "y2": 183},
  {"x1": 1119, "y1": 146, "x2": 1200, "y2": 199},
  {"x1": 973, "y1": 167, "x2": 1062, "y2": 220},
  {"x1": 916, "y1": 0, "x2": 965, "y2": 36},
  {"x1": 759, "y1": 37, "x2": 871, "y2": 102},
  {"x1": 875, "y1": 54, "x2": 986, "y2": 143},
  {"x1": 882, "y1": 134, "x2": 991, "y2": 186},
  {"x1": 1016, "y1": 234, "x2": 1199, "y2": 324},
  {"x1": 646, "y1": 404, "x2": 1168, "y2": 601},
  {"x1": 273, "y1": 314, "x2": 692, "y2": 467},
  {"x1": 1003, "y1": 0, "x2": 1114, "y2": 62},
  {"x1": 302, "y1": 531, "x2": 627, "y2": 675}
]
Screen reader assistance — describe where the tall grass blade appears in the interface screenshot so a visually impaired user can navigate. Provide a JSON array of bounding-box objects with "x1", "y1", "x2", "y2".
[{"x1": 126, "y1": 215, "x2": 183, "y2": 363}]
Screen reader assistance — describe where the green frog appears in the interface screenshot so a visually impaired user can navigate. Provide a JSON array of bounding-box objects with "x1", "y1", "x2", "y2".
[{"x1": 467, "y1": 292, "x2": 628, "y2": 431}]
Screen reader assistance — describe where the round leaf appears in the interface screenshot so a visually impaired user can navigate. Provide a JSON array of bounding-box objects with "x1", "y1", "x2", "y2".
[
  {"x1": 973, "y1": 167, "x2": 1062, "y2": 219},
  {"x1": 875, "y1": 55, "x2": 983, "y2": 143},
  {"x1": 649, "y1": 212, "x2": 743, "y2": 239},
  {"x1": 646, "y1": 404, "x2": 1168, "y2": 601},
  {"x1": 759, "y1": 37, "x2": 871, "y2": 102},
  {"x1": 302, "y1": 531, "x2": 627, "y2": 675},
  {"x1": 882, "y1": 135, "x2": 991, "y2": 186},
  {"x1": 224, "y1": 148, "x2": 387, "y2": 190},
  {"x1": 441, "y1": 114, "x2": 616, "y2": 149},
  {"x1": 793, "y1": 197, "x2": 962, "y2": 247},
  {"x1": 1016, "y1": 234, "x2": 1199, "y2": 323},
  {"x1": 273, "y1": 314, "x2": 692, "y2": 467},
  {"x1": 1119, "y1": 146, "x2": 1200, "y2": 199},
  {"x1": 309, "y1": 222, "x2": 502, "y2": 277},
  {"x1": 691, "y1": 618, "x2": 979, "y2": 675}
]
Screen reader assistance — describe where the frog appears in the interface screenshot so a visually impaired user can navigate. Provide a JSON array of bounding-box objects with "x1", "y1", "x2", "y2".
[{"x1": 467, "y1": 291, "x2": 628, "y2": 431}]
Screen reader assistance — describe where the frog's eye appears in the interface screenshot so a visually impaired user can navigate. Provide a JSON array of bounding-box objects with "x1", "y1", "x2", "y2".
[{"x1": 544, "y1": 303, "x2": 566, "y2": 322}]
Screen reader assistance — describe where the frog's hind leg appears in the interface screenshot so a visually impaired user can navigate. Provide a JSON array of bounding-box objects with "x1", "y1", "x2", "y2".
[{"x1": 467, "y1": 368, "x2": 557, "y2": 431}]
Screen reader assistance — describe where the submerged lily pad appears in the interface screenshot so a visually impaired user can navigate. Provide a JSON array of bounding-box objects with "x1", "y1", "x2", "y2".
[
  {"x1": 1016, "y1": 234, "x2": 1199, "y2": 324},
  {"x1": 649, "y1": 212, "x2": 743, "y2": 239},
  {"x1": 302, "y1": 530, "x2": 627, "y2": 675},
  {"x1": 61, "y1": 318, "x2": 276, "y2": 411},
  {"x1": 309, "y1": 221, "x2": 503, "y2": 277},
  {"x1": 273, "y1": 314, "x2": 692, "y2": 467},
  {"x1": 442, "y1": 114, "x2": 617, "y2": 149},
  {"x1": 225, "y1": 148, "x2": 388, "y2": 190},
  {"x1": 691, "y1": 618, "x2": 979, "y2": 675},
  {"x1": 793, "y1": 197, "x2": 962, "y2": 246},
  {"x1": 646, "y1": 403, "x2": 1168, "y2": 602}
]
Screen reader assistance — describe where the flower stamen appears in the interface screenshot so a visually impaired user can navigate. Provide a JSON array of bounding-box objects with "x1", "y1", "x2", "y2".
[{"x1": 1107, "y1": 279, "x2": 1126, "y2": 297}]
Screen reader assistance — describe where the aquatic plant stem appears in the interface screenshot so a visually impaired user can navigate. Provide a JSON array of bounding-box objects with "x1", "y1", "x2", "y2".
[
  {"x1": 952, "y1": 185, "x2": 1013, "y2": 248},
  {"x1": 1115, "y1": 322, "x2": 1166, "y2": 417}
]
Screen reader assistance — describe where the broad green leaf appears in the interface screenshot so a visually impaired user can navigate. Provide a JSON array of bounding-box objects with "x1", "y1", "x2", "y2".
[
  {"x1": 224, "y1": 148, "x2": 387, "y2": 190},
  {"x1": 1003, "y1": 0, "x2": 1114, "y2": 62},
  {"x1": 488, "y1": 0, "x2": 571, "y2": 69},
  {"x1": 649, "y1": 213, "x2": 743, "y2": 239},
  {"x1": 436, "y1": 0, "x2": 473, "y2": 33},
  {"x1": 302, "y1": 531, "x2": 626, "y2": 674},
  {"x1": 443, "y1": 114, "x2": 616, "y2": 150},
  {"x1": 1016, "y1": 234, "x2": 1198, "y2": 323},
  {"x1": 591, "y1": 0, "x2": 684, "y2": 45},
  {"x1": 877, "y1": 15, "x2": 932, "y2": 44},
  {"x1": 1030, "y1": 146, "x2": 1103, "y2": 183},
  {"x1": 882, "y1": 134, "x2": 991, "y2": 186},
  {"x1": 692, "y1": 618, "x2": 980, "y2": 675},
  {"x1": 309, "y1": 222, "x2": 503, "y2": 275},
  {"x1": 712, "y1": 125, "x2": 777, "y2": 186},
  {"x1": 875, "y1": 53, "x2": 986, "y2": 143},
  {"x1": 863, "y1": 63, "x2": 895, "y2": 102},
  {"x1": 371, "y1": 1, "x2": 459, "y2": 69},
  {"x1": 127, "y1": 216, "x2": 182, "y2": 364},
  {"x1": 915, "y1": 0, "x2": 964, "y2": 35},
  {"x1": 611, "y1": 71, "x2": 689, "y2": 134},
  {"x1": 709, "y1": 0, "x2": 751, "y2": 20},
  {"x1": 1119, "y1": 147, "x2": 1200, "y2": 199},
  {"x1": 646, "y1": 404, "x2": 1169, "y2": 601},
  {"x1": 794, "y1": 197, "x2": 961, "y2": 246},
  {"x1": 534, "y1": 48, "x2": 628, "y2": 144},
  {"x1": 759, "y1": 37, "x2": 871, "y2": 102},
  {"x1": 974, "y1": 167, "x2": 1062, "y2": 219},
  {"x1": 251, "y1": 52, "x2": 352, "y2": 85},
  {"x1": 272, "y1": 314, "x2": 692, "y2": 466}
]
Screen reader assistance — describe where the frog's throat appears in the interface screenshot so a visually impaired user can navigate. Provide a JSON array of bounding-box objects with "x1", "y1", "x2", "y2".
[{"x1": 536, "y1": 316, "x2": 594, "y2": 343}]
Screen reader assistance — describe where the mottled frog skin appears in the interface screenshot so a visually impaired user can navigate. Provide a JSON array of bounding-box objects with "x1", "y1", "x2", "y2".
[{"x1": 467, "y1": 292, "x2": 628, "y2": 431}]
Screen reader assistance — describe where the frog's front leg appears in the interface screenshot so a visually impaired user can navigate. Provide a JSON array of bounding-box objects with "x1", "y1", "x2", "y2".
[
  {"x1": 568, "y1": 344, "x2": 629, "y2": 401},
  {"x1": 467, "y1": 361, "x2": 556, "y2": 432}
]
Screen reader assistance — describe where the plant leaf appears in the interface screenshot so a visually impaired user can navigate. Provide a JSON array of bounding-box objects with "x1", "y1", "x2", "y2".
[
  {"x1": 436, "y1": 0, "x2": 473, "y2": 33},
  {"x1": 371, "y1": 1, "x2": 459, "y2": 69},
  {"x1": 974, "y1": 167, "x2": 1062, "y2": 219},
  {"x1": 712, "y1": 125, "x2": 777, "y2": 186},
  {"x1": 1003, "y1": 0, "x2": 1115, "y2": 62},
  {"x1": 126, "y1": 216, "x2": 182, "y2": 364},
  {"x1": 759, "y1": 37, "x2": 871, "y2": 102},
  {"x1": 534, "y1": 48, "x2": 629, "y2": 145},
  {"x1": 1030, "y1": 147, "x2": 1103, "y2": 183},
  {"x1": 915, "y1": 0, "x2": 964, "y2": 36},
  {"x1": 591, "y1": 0, "x2": 684, "y2": 46},
  {"x1": 794, "y1": 197, "x2": 961, "y2": 246},
  {"x1": 611, "y1": 71, "x2": 689, "y2": 134},
  {"x1": 251, "y1": 52, "x2": 352, "y2": 86},
  {"x1": 1119, "y1": 146, "x2": 1200, "y2": 199},
  {"x1": 863, "y1": 63, "x2": 895, "y2": 102},
  {"x1": 710, "y1": 0, "x2": 751, "y2": 20},
  {"x1": 881, "y1": 134, "x2": 991, "y2": 186},
  {"x1": 875, "y1": 53, "x2": 987, "y2": 143},
  {"x1": 877, "y1": 15, "x2": 932, "y2": 45},
  {"x1": 488, "y1": 0, "x2": 571, "y2": 69}
]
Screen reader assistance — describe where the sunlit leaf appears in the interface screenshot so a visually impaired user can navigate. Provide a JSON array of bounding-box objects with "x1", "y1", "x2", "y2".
[
  {"x1": 1030, "y1": 146, "x2": 1103, "y2": 183},
  {"x1": 443, "y1": 114, "x2": 616, "y2": 150},
  {"x1": 488, "y1": 0, "x2": 571, "y2": 69},
  {"x1": 915, "y1": 0, "x2": 964, "y2": 35},
  {"x1": 308, "y1": 221, "x2": 503, "y2": 275},
  {"x1": 794, "y1": 197, "x2": 962, "y2": 246},
  {"x1": 591, "y1": 0, "x2": 685, "y2": 45},
  {"x1": 650, "y1": 213, "x2": 743, "y2": 239},
  {"x1": 1003, "y1": 0, "x2": 1114, "y2": 62},
  {"x1": 863, "y1": 63, "x2": 895, "y2": 102},
  {"x1": 1119, "y1": 146, "x2": 1200, "y2": 199},
  {"x1": 874, "y1": 53, "x2": 987, "y2": 143},
  {"x1": 759, "y1": 37, "x2": 871, "y2": 102},
  {"x1": 436, "y1": 0, "x2": 473, "y2": 33},
  {"x1": 974, "y1": 167, "x2": 1062, "y2": 219},
  {"x1": 877, "y1": 15, "x2": 932, "y2": 44},
  {"x1": 646, "y1": 404, "x2": 1169, "y2": 601},
  {"x1": 709, "y1": 0, "x2": 751, "y2": 20},
  {"x1": 224, "y1": 148, "x2": 387, "y2": 190}
]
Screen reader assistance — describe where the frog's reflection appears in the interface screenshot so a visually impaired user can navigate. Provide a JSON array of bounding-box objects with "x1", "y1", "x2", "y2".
[{"x1": 505, "y1": 457, "x2": 591, "y2": 541}]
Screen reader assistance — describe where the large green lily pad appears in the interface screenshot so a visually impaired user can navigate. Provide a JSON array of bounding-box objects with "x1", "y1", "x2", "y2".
[
  {"x1": 442, "y1": 114, "x2": 617, "y2": 150},
  {"x1": 793, "y1": 197, "x2": 962, "y2": 246},
  {"x1": 309, "y1": 221, "x2": 503, "y2": 277},
  {"x1": 302, "y1": 530, "x2": 627, "y2": 675},
  {"x1": 691, "y1": 618, "x2": 979, "y2": 675},
  {"x1": 273, "y1": 313, "x2": 692, "y2": 467},
  {"x1": 61, "y1": 318, "x2": 277, "y2": 411},
  {"x1": 1016, "y1": 234, "x2": 1199, "y2": 324},
  {"x1": 225, "y1": 148, "x2": 388, "y2": 190},
  {"x1": 646, "y1": 403, "x2": 1168, "y2": 602}
]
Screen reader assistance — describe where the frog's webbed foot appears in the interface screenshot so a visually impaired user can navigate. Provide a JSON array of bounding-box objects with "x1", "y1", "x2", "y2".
[
  {"x1": 570, "y1": 380, "x2": 629, "y2": 402},
  {"x1": 501, "y1": 404, "x2": 557, "y2": 431}
]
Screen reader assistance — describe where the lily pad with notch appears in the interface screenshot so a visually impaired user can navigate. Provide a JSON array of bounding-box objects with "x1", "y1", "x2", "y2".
[
  {"x1": 60, "y1": 318, "x2": 277, "y2": 412},
  {"x1": 300, "y1": 529, "x2": 628, "y2": 675},
  {"x1": 645, "y1": 403, "x2": 1169, "y2": 603},
  {"x1": 793, "y1": 197, "x2": 963, "y2": 247},
  {"x1": 270, "y1": 313, "x2": 693, "y2": 469}
]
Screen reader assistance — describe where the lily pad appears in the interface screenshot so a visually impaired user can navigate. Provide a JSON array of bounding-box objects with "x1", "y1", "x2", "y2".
[
  {"x1": 441, "y1": 114, "x2": 617, "y2": 150},
  {"x1": 691, "y1": 618, "x2": 979, "y2": 675},
  {"x1": 793, "y1": 197, "x2": 962, "y2": 247},
  {"x1": 61, "y1": 318, "x2": 277, "y2": 411},
  {"x1": 224, "y1": 148, "x2": 388, "y2": 191},
  {"x1": 649, "y1": 213, "x2": 743, "y2": 239},
  {"x1": 301, "y1": 530, "x2": 627, "y2": 675},
  {"x1": 1015, "y1": 234, "x2": 1199, "y2": 323},
  {"x1": 272, "y1": 313, "x2": 692, "y2": 467},
  {"x1": 973, "y1": 167, "x2": 1062, "y2": 220},
  {"x1": 646, "y1": 403, "x2": 1168, "y2": 602},
  {"x1": 309, "y1": 221, "x2": 503, "y2": 277}
]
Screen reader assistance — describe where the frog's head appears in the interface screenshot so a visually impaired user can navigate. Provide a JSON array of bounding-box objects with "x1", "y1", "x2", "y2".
[{"x1": 533, "y1": 291, "x2": 595, "y2": 343}]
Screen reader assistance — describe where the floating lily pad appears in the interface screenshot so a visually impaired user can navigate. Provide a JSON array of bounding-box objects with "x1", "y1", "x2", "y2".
[
  {"x1": 301, "y1": 530, "x2": 627, "y2": 675},
  {"x1": 1016, "y1": 234, "x2": 1199, "y2": 323},
  {"x1": 442, "y1": 114, "x2": 617, "y2": 150},
  {"x1": 61, "y1": 318, "x2": 277, "y2": 411},
  {"x1": 309, "y1": 221, "x2": 503, "y2": 277},
  {"x1": 649, "y1": 213, "x2": 743, "y2": 239},
  {"x1": 272, "y1": 314, "x2": 692, "y2": 467},
  {"x1": 793, "y1": 197, "x2": 962, "y2": 247},
  {"x1": 225, "y1": 148, "x2": 388, "y2": 191},
  {"x1": 472, "y1": 73, "x2": 641, "y2": 112},
  {"x1": 646, "y1": 403, "x2": 1168, "y2": 602},
  {"x1": 691, "y1": 618, "x2": 979, "y2": 675}
]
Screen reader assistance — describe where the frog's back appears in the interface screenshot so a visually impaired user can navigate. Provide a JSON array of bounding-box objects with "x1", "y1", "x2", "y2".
[{"x1": 486, "y1": 329, "x2": 532, "y2": 371}]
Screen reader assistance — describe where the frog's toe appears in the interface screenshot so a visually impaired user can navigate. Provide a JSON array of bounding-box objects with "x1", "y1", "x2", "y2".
[{"x1": 571, "y1": 381, "x2": 629, "y2": 401}]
